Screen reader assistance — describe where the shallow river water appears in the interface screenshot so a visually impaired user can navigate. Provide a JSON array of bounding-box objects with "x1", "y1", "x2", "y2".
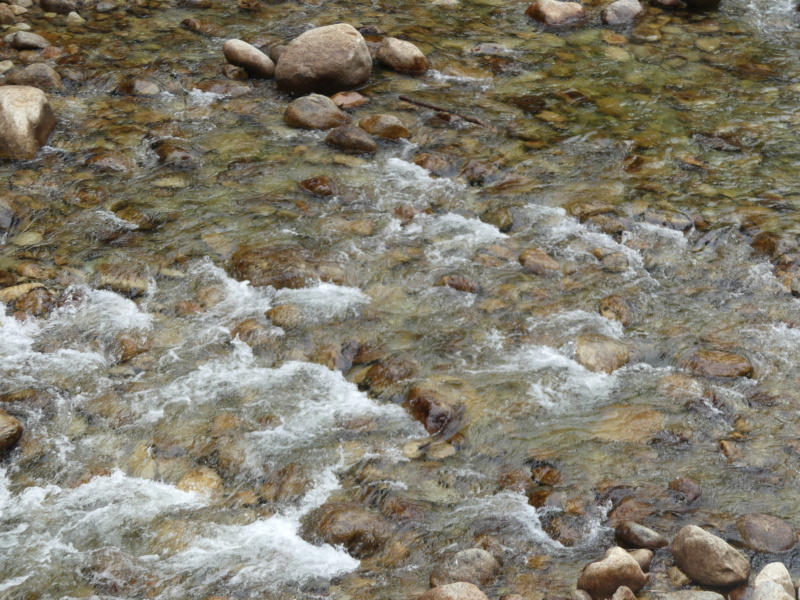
[{"x1": 3, "y1": 0, "x2": 800, "y2": 597}]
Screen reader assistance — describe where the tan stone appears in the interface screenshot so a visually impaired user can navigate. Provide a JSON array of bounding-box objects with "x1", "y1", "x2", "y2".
[{"x1": 0, "y1": 86, "x2": 56, "y2": 160}]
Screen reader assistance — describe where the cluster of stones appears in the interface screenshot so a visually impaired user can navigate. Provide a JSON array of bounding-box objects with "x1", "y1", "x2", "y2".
[{"x1": 525, "y1": 0, "x2": 719, "y2": 28}]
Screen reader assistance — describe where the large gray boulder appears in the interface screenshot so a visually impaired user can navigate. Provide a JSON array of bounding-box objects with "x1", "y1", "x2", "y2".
[
  {"x1": 670, "y1": 525, "x2": 750, "y2": 587},
  {"x1": 275, "y1": 23, "x2": 371, "y2": 95},
  {"x1": 0, "y1": 86, "x2": 56, "y2": 160}
]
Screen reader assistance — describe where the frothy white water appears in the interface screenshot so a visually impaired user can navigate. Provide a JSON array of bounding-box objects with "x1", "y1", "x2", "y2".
[
  {"x1": 275, "y1": 282, "x2": 369, "y2": 321},
  {"x1": 529, "y1": 309, "x2": 625, "y2": 340},
  {"x1": 365, "y1": 157, "x2": 467, "y2": 209},
  {"x1": 402, "y1": 213, "x2": 507, "y2": 266}
]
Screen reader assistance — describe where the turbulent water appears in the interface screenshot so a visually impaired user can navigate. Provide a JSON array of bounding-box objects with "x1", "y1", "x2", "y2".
[{"x1": 3, "y1": 0, "x2": 800, "y2": 597}]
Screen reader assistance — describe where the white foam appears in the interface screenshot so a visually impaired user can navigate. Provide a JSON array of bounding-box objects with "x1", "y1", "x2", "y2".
[
  {"x1": 275, "y1": 282, "x2": 369, "y2": 320},
  {"x1": 367, "y1": 157, "x2": 467, "y2": 209},
  {"x1": 402, "y1": 213, "x2": 507, "y2": 266},
  {"x1": 529, "y1": 309, "x2": 625, "y2": 340}
]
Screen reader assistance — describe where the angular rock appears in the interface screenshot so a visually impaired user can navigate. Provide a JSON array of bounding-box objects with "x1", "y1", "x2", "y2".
[
  {"x1": 519, "y1": 248, "x2": 559, "y2": 275},
  {"x1": 222, "y1": 39, "x2": 275, "y2": 78},
  {"x1": 525, "y1": 0, "x2": 586, "y2": 26},
  {"x1": 629, "y1": 549, "x2": 653, "y2": 572},
  {"x1": 302, "y1": 502, "x2": 394, "y2": 558},
  {"x1": 754, "y1": 563, "x2": 794, "y2": 597},
  {"x1": 275, "y1": 23, "x2": 372, "y2": 95},
  {"x1": 358, "y1": 114, "x2": 411, "y2": 139},
  {"x1": 376, "y1": 37, "x2": 429, "y2": 73},
  {"x1": 418, "y1": 583, "x2": 489, "y2": 600},
  {"x1": 753, "y1": 581, "x2": 794, "y2": 600},
  {"x1": 577, "y1": 546, "x2": 648, "y2": 600},
  {"x1": 7, "y1": 64, "x2": 62, "y2": 90},
  {"x1": 9, "y1": 31, "x2": 48, "y2": 50},
  {"x1": 326, "y1": 125, "x2": 377, "y2": 154},
  {"x1": 602, "y1": 0, "x2": 643, "y2": 25},
  {"x1": 0, "y1": 409, "x2": 23, "y2": 451},
  {"x1": 670, "y1": 525, "x2": 750, "y2": 587},
  {"x1": 430, "y1": 548, "x2": 501, "y2": 588},
  {"x1": 682, "y1": 350, "x2": 752, "y2": 378},
  {"x1": 576, "y1": 335, "x2": 630, "y2": 374},
  {"x1": 615, "y1": 521, "x2": 668, "y2": 549},
  {"x1": 0, "y1": 86, "x2": 56, "y2": 160},
  {"x1": 284, "y1": 94, "x2": 349, "y2": 129},
  {"x1": 736, "y1": 514, "x2": 795, "y2": 553}
]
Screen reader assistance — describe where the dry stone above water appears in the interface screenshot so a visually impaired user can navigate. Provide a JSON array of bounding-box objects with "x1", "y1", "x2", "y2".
[{"x1": 0, "y1": 85, "x2": 56, "y2": 160}]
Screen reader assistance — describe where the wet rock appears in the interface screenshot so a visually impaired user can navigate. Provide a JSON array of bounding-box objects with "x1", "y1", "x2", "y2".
[
  {"x1": 615, "y1": 521, "x2": 668, "y2": 549},
  {"x1": 230, "y1": 319, "x2": 274, "y2": 350},
  {"x1": 601, "y1": 253, "x2": 629, "y2": 273},
  {"x1": 0, "y1": 409, "x2": 23, "y2": 451},
  {"x1": 437, "y1": 275, "x2": 481, "y2": 294},
  {"x1": 670, "y1": 525, "x2": 750, "y2": 587},
  {"x1": 153, "y1": 141, "x2": 199, "y2": 168},
  {"x1": 260, "y1": 464, "x2": 309, "y2": 502},
  {"x1": 97, "y1": 264, "x2": 149, "y2": 297},
  {"x1": 0, "y1": 86, "x2": 56, "y2": 160},
  {"x1": 430, "y1": 548, "x2": 501, "y2": 587},
  {"x1": 41, "y1": 0, "x2": 77, "y2": 13},
  {"x1": 231, "y1": 245, "x2": 348, "y2": 289},
  {"x1": 326, "y1": 125, "x2": 377, "y2": 154},
  {"x1": 629, "y1": 549, "x2": 653, "y2": 572},
  {"x1": 482, "y1": 207, "x2": 514, "y2": 233},
  {"x1": 657, "y1": 594, "x2": 726, "y2": 600},
  {"x1": 7, "y1": 64, "x2": 63, "y2": 90},
  {"x1": 525, "y1": 0, "x2": 586, "y2": 26},
  {"x1": 17, "y1": 262, "x2": 55, "y2": 280},
  {"x1": 9, "y1": 31, "x2": 48, "y2": 50},
  {"x1": 284, "y1": 94, "x2": 349, "y2": 130},
  {"x1": 181, "y1": 17, "x2": 223, "y2": 37},
  {"x1": 602, "y1": 0, "x2": 643, "y2": 25},
  {"x1": 577, "y1": 546, "x2": 648, "y2": 600},
  {"x1": 194, "y1": 79, "x2": 250, "y2": 97},
  {"x1": 576, "y1": 335, "x2": 630, "y2": 374},
  {"x1": 275, "y1": 23, "x2": 372, "y2": 95},
  {"x1": 754, "y1": 563, "x2": 794, "y2": 597},
  {"x1": 682, "y1": 350, "x2": 752, "y2": 378},
  {"x1": 299, "y1": 175, "x2": 335, "y2": 197},
  {"x1": 177, "y1": 466, "x2": 223, "y2": 494},
  {"x1": 376, "y1": 37, "x2": 429, "y2": 73},
  {"x1": 223, "y1": 39, "x2": 275, "y2": 78},
  {"x1": 302, "y1": 502, "x2": 394, "y2": 558},
  {"x1": 519, "y1": 248, "x2": 559, "y2": 275},
  {"x1": 414, "y1": 152, "x2": 454, "y2": 175},
  {"x1": 14, "y1": 287, "x2": 55, "y2": 317},
  {"x1": 684, "y1": 0, "x2": 721, "y2": 9},
  {"x1": 364, "y1": 357, "x2": 416, "y2": 394},
  {"x1": 116, "y1": 79, "x2": 159, "y2": 96},
  {"x1": 418, "y1": 583, "x2": 489, "y2": 600},
  {"x1": 0, "y1": 282, "x2": 43, "y2": 304},
  {"x1": 358, "y1": 114, "x2": 411, "y2": 139},
  {"x1": 669, "y1": 477, "x2": 702, "y2": 503},
  {"x1": 331, "y1": 90, "x2": 369, "y2": 109},
  {"x1": 405, "y1": 380, "x2": 466, "y2": 440},
  {"x1": 599, "y1": 296, "x2": 634, "y2": 326},
  {"x1": 612, "y1": 587, "x2": 637, "y2": 600},
  {"x1": 736, "y1": 514, "x2": 795, "y2": 553},
  {"x1": 753, "y1": 581, "x2": 794, "y2": 600}
]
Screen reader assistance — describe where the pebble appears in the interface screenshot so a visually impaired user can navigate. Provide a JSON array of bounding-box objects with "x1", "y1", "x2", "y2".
[
  {"x1": 326, "y1": 125, "x2": 378, "y2": 154},
  {"x1": 358, "y1": 114, "x2": 411, "y2": 139},
  {"x1": 615, "y1": 521, "x2": 668, "y2": 549},
  {"x1": 284, "y1": 94, "x2": 349, "y2": 130}
]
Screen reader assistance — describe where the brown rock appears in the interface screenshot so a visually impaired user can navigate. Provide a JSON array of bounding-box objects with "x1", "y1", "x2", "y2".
[
  {"x1": 299, "y1": 175, "x2": 335, "y2": 196},
  {"x1": 193, "y1": 79, "x2": 250, "y2": 97},
  {"x1": 405, "y1": 381, "x2": 466, "y2": 440},
  {"x1": 615, "y1": 521, "x2": 668, "y2": 549},
  {"x1": 376, "y1": 37, "x2": 429, "y2": 73},
  {"x1": 0, "y1": 409, "x2": 23, "y2": 451},
  {"x1": 177, "y1": 466, "x2": 223, "y2": 494},
  {"x1": 418, "y1": 583, "x2": 489, "y2": 600},
  {"x1": 612, "y1": 587, "x2": 637, "y2": 600},
  {"x1": 576, "y1": 335, "x2": 630, "y2": 374},
  {"x1": 230, "y1": 318, "x2": 274, "y2": 349},
  {"x1": 437, "y1": 275, "x2": 481, "y2": 294},
  {"x1": 222, "y1": 39, "x2": 275, "y2": 78},
  {"x1": 358, "y1": 114, "x2": 411, "y2": 139},
  {"x1": 670, "y1": 525, "x2": 750, "y2": 587},
  {"x1": 266, "y1": 304, "x2": 304, "y2": 329},
  {"x1": 519, "y1": 248, "x2": 559, "y2": 275},
  {"x1": 0, "y1": 4, "x2": 15, "y2": 24},
  {"x1": 231, "y1": 245, "x2": 348, "y2": 289},
  {"x1": 284, "y1": 94, "x2": 349, "y2": 129},
  {"x1": 98, "y1": 264, "x2": 149, "y2": 297},
  {"x1": 577, "y1": 546, "x2": 648, "y2": 600},
  {"x1": 430, "y1": 548, "x2": 501, "y2": 588},
  {"x1": 682, "y1": 350, "x2": 752, "y2": 378},
  {"x1": 414, "y1": 152, "x2": 453, "y2": 175},
  {"x1": 153, "y1": 141, "x2": 199, "y2": 168},
  {"x1": 6, "y1": 64, "x2": 62, "y2": 92},
  {"x1": 602, "y1": 0, "x2": 643, "y2": 24},
  {"x1": 525, "y1": 0, "x2": 586, "y2": 26},
  {"x1": 260, "y1": 464, "x2": 309, "y2": 502},
  {"x1": 326, "y1": 125, "x2": 377, "y2": 154},
  {"x1": 116, "y1": 79, "x2": 160, "y2": 96},
  {"x1": 628, "y1": 549, "x2": 653, "y2": 572},
  {"x1": 331, "y1": 90, "x2": 369, "y2": 109},
  {"x1": 302, "y1": 502, "x2": 394, "y2": 558},
  {"x1": 599, "y1": 295, "x2": 634, "y2": 326},
  {"x1": 182, "y1": 17, "x2": 223, "y2": 36},
  {"x1": 736, "y1": 514, "x2": 795, "y2": 553},
  {"x1": 41, "y1": 0, "x2": 77, "y2": 13},
  {"x1": 364, "y1": 357, "x2": 416, "y2": 394},
  {"x1": 669, "y1": 477, "x2": 701, "y2": 503},
  {"x1": 275, "y1": 24, "x2": 372, "y2": 95},
  {"x1": 9, "y1": 31, "x2": 49, "y2": 50}
]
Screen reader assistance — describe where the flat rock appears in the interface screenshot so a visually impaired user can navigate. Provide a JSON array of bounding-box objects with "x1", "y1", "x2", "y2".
[
  {"x1": 275, "y1": 23, "x2": 372, "y2": 95},
  {"x1": 231, "y1": 245, "x2": 350, "y2": 289},
  {"x1": 7, "y1": 64, "x2": 62, "y2": 90},
  {"x1": 9, "y1": 31, "x2": 48, "y2": 49},
  {"x1": 577, "y1": 546, "x2": 648, "y2": 600},
  {"x1": 418, "y1": 583, "x2": 489, "y2": 600},
  {"x1": 0, "y1": 409, "x2": 23, "y2": 451},
  {"x1": 430, "y1": 548, "x2": 500, "y2": 588},
  {"x1": 376, "y1": 37, "x2": 429, "y2": 73},
  {"x1": 331, "y1": 90, "x2": 369, "y2": 109},
  {"x1": 284, "y1": 94, "x2": 349, "y2": 129},
  {"x1": 615, "y1": 521, "x2": 668, "y2": 549},
  {"x1": 223, "y1": 39, "x2": 275, "y2": 78},
  {"x1": 670, "y1": 525, "x2": 750, "y2": 587},
  {"x1": 736, "y1": 514, "x2": 795, "y2": 553},
  {"x1": 0, "y1": 86, "x2": 56, "y2": 160},
  {"x1": 576, "y1": 335, "x2": 630, "y2": 374},
  {"x1": 302, "y1": 502, "x2": 394, "y2": 558},
  {"x1": 602, "y1": 0, "x2": 643, "y2": 24},
  {"x1": 754, "y1": 563, "x2": 794, "y2": 597},
  {"x1": 358, "y1": 114, "x2": 410, "y2": 139},
  {"x1": 682, "y1": 350, "x2": 752, "y2": 378},
  {"x1": 525, "y1": 0, "x2": 586, "y2": 25},
  {"x1": 326, "y1": 125, "x2": 377, "y2": 154}
]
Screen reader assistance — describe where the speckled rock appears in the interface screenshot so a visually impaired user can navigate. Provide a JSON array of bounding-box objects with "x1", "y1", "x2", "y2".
[
  {"x1": 670, "y1": 525, "x2": 750, "y2": 587},
  {"x1": 0, "y1": 86, "x2": 56, "y2": 160}
]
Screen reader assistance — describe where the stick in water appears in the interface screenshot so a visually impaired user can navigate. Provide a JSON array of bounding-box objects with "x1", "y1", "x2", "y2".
[{"x1": 398, "y1": 94, "x2": 499, "y2": 133}]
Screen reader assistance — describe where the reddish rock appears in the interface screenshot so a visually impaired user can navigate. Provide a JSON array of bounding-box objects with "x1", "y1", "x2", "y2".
[{"x1": 682, "y1": 350, "x2": 752, "y2": 378}]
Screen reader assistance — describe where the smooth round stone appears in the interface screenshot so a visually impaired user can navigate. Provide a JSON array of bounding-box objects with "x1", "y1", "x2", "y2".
[
  {"x1": 615, "y1": 521, "x2": 668, "y2": 549},
  {"x1": 736, "y1": 514, "x2": 796, "y2": 553},
  {"x1": 9, "y1": 231, "x2": 43, "y2": 245}
]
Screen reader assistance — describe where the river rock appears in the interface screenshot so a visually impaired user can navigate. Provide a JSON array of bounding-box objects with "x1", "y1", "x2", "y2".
[
  {"x1": 629, "y1": 549, "x2": 653, "y2": 572},
  {"x1": 266, "y1": 303, "x2": 304, "y2": 329},
  {"x1": 577, "y1": 546, "x2": 648, "y2": 600},
  {"x1": 736, "y1": 514, "x2": 795, "y2": 553},
  {"x1": 430, "y1": 548, "x2": 501, "y2": 588},
  {"x1": 41, "y1": 0, "x2": 76, "y2": 12},
  {"x1": 576, "y1": 335, "x2": 630, "y2": 374},
  {"x1": 682, "y1": 350, "x2": 752, "y2": 378},
  {"x1": 656, "y1": 593, "x2": 726, "y2": 600},
  {"x1": 602, "y1": 0, "x2": 643, "y2": 25},
  {"x1": 519, "y1": 248, "x2": 559, "y2": 275},
  {"x1": 0, "y1": 86, "x2": 56, "y2": 160},
  {"x1": 376, "y1": 37, "x2": 429, "y2": 73},
  {"x1": 670, "y1": 525, "x2": 750, "y2": 587},
  {"x1": 615, "y1": 521, "x2": 668, "y2": 549},
  {"x1": 7, "y1": 64, "x2": 62, "y2": 90},
  {"x1": 754, "y1": 563, "x2": 794, "y2": 597},
  {"x1": 612, "y1": 587, "x2": 637, "y2": 600},
  {"x1": 299, "y1": 175, "x2": 335, "y2": 196},
  {"x1": 684, "y1": 0, "x2": 721, "y2": 9},
  {"x1": 9, "y1": 31, "x2": 48, "y2": 49},
  {"x1": 98, "y1": 264, "x2": 150, "y2": 297},
  {"x1": 177, "y1": 466, "x2": 223, "y2": 494},
  {"x1": 153, "y1": 141, "x2": 199, "y2": 167},
  {"x1": 754, "y1": 580, "x2": 794, "y2": 600},
  {"x1": 302, "y1": 502, "x2": 394, "y2": 558},
  {"x1": 418, "y1": 583, "x2": 489, "y2": 600},
  {"x1": 405, "y1": 380, "x2": 466, "y2": 440},
  {"x1": 669, "y1": 477, "x2": 702, "y2": 503},
  {"x1": 0, "y1": 4, "x2": 14, "y2": 23},
  {"x1": 525, "y1": 0, "x2": 586, "y2": 26},
  {"x1": 231, "y1": 245, "x2": 348, "y2": 289},
  {"x1": 599, "y1": 295, "x2": 634, "y2": 326},
  {"x1": 275, "y1": 23, "x2": 372, "y2": 95},
  {"x1": 331, "y1": 90, "x2": 369, "y2": 109},
  {"x1": 326, "y1": 125, "x2": 377, "y2": 154},
  {"x1": 283, "y1": 94, "x2": 349, "y2": 129},
  {"x1": 358, "y1": 114, "x2": 411, "y2": 139},
  {"x1": 222, "y1": 39, "x2": 275, "y2": 78},
  {"x1": 0, "y1": 409, "x2": 23, "y2": 451}
]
